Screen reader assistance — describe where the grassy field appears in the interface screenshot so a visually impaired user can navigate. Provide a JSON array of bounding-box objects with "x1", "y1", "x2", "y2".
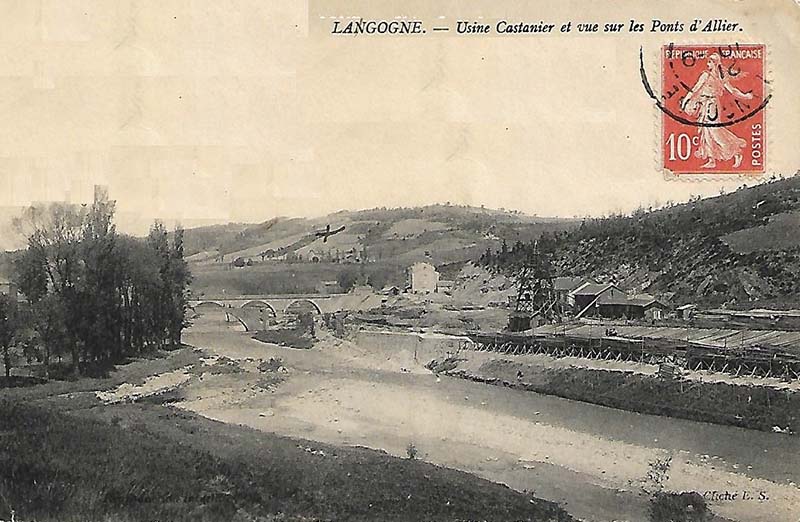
[
  {"x1": 721, "y1": 211, "x2": 800, "y2": 253},
  {"x1": 0, "y1": 350, "x2": 573, "y2": 522},
  {"x1": 183, "y1": 203, "x2": 579, "y2": 298},
  {"x1": 191, "y1": 261, "x2": 409, "y2": 296}
]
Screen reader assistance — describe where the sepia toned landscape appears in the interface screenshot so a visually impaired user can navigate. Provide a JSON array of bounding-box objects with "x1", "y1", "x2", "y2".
[
  {"x1": 2, "y1": 176, "x2": 800, "y2": 522},
  {"x1": 2, "y1": 1, "x2": 800, "y2": 521}
]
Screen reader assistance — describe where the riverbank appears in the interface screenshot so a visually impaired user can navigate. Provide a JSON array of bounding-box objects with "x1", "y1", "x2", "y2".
[
  {"x1": 436, "y1": 353, "x2": 800, "y2": 434},
  {"x1": 0, "y1": 345, "x2": 571, "y2": 522},
  {"x1": 352, "y1": 328, "x2": 800, "y2": 434},
  {"x1": 177, "y1": 316, "x2": 800, "y2": 522},
  {"x1": 19, "y1": 310, "x2": 794, "y2": 522}
]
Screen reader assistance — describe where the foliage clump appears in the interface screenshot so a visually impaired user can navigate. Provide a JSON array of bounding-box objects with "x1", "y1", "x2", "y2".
[{"x1": 8, "y1": 193, "x2": 191, "y2": 379}]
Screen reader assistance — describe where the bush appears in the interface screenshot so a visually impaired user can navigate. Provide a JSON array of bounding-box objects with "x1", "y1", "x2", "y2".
[
  {"x1": 649, "y1": 491, "x2": 711, "y2": 522},
  {"x1": 366, "y1": 269, "x2": 391, "y2": 290},
  {"x1": 337, "y1": 268, "x2": 362, "y2": 292},
  {"x1": 645, "y1": 456, "x2": 672, "y2": 493},
  {"x1": 406, "y1": 442, "x2": 419, "y2": 460}
]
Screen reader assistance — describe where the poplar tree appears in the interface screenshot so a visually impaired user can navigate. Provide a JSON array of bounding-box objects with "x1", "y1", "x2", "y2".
[{"x1": 13, "y1": 201, "x2": 192, "y2": 377}]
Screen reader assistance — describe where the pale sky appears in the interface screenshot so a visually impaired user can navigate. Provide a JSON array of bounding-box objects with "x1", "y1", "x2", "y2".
[{"x1": 1, "y1": 0, "x2": 798, "y2": 237}]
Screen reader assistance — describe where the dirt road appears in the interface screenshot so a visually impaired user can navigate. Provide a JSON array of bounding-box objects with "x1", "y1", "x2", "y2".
[{"x1": 180, "y1": 311, "x2": 800, "y2": 522}]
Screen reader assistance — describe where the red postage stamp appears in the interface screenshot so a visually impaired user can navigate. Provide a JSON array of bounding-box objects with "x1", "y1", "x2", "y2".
[{"x1": 660, "y1": 44, "x2": 767, "y2": 175}]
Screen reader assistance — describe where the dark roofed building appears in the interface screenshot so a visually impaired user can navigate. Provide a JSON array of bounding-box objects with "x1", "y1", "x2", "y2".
[
  {"x1": 554, "y1": 276, "x2": 586, "y2": 292},
  {"x1": 596, "y1": 292, "x2": 666, "y2": 320},
  {"x1": 554, "y1": 276, "x2": 591, "y2": 314},
  {"x1": 571, "y1": 282, "x2": 621, "y2": 315}
]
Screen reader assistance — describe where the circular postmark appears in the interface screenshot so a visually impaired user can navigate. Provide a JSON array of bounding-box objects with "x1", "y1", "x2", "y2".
[{"x1": 640, "y1": 43, "x2": 770, "y2": 128}]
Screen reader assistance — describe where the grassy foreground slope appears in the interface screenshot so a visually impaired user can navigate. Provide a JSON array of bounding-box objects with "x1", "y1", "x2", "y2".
[{"x1": 0, "y1": 351, "x2": 572, "y2": 522}]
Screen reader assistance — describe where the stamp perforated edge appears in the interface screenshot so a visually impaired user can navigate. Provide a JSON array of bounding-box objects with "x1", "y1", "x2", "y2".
[{"x1": 644, "y1": 39, "x2": 774, "y2": 182}]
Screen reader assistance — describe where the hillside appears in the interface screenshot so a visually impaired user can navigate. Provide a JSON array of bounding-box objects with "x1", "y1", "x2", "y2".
[
  {"x1": 184, "y1": 205, "x2": 573, "y2": 262},
  {"x1": 485, "y1": 175, "x2": 800, "y2": 309},
  {"x1": 0, "y1": 205, "x2": 575, "y2": 296},
  {"x1": 183, "y1": 205, "x2": 577, "y2": 295}
]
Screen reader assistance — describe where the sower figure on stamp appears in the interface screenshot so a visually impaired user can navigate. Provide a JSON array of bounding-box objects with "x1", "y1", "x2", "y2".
[{"x1": 679, "y1": 53, "x2": 754, "y2": 169}]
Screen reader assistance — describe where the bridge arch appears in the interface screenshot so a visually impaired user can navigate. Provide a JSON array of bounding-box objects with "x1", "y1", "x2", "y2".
[
  {"x1": 193, "y1": 301, "x2": 225, "y2": 309},
  {"x1": 225, "y1": 312, "x2": 250, "y2": 331},
  {"x1": 285, "y1": 299, "x2": 322, "y2": 315},
  {"x1": 241, "y1": 300, "x2": 278, "y2": 317}
]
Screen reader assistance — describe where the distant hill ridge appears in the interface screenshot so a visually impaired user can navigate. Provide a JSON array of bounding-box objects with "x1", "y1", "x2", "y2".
[{"x1": 182, "y1": 204, "x2": 577, "y2": 267}]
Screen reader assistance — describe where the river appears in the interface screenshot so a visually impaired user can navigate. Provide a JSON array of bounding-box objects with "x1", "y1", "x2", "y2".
[{"x1": 181, "y1": 312, "x2": 800, "y2": 522}]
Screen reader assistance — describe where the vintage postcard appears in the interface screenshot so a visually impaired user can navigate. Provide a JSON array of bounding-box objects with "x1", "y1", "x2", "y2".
[{"x1": 1, "y1": 1, "x2": 799, "y2": 522}]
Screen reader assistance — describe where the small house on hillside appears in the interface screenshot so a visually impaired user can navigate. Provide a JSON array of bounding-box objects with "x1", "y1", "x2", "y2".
[
  {"x1": 315, "y1": 280, "x2": 343, "y2": 294},
  {"x1": 0, "y1": 279, "x2": 19, "y2": 302},
  {"x1": 408, "y1": 262, "x2": 439, "y2": 294},
  {"x1": 436, "y1": 279, "x2": 454, "y2": 294},
  {"x1": 381, "y1": 285, "x2": 401, "y2": 296},
  {"x1": 677, "y1": 304, "x2": 697, "y2": 320},
  {"x1": 0, "y1": 280, "x2": 15, "y2": 296}
]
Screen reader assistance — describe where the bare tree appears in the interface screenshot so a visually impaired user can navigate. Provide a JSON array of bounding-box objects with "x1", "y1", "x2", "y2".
[{"x1": 14, "y1": 203, "x2": 86, "y2": 375}]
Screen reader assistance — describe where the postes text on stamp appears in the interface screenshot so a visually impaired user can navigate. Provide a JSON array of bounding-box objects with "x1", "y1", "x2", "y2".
[{"x1": 661, "y1": 44, "x2": 766, "y2": 175}]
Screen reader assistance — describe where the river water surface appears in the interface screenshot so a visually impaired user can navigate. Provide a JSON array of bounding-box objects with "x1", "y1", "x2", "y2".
[{"x1": 182, "y1": 312, "x2": 800, "y2": 522}]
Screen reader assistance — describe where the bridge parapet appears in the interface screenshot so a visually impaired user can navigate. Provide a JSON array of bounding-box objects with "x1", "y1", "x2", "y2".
[
  {"x1": 193, "y1": 293, "x2": 348, "y2": 301},
  {"x1": 188, "y1": 291, "x2": 381, "y2": 316}
]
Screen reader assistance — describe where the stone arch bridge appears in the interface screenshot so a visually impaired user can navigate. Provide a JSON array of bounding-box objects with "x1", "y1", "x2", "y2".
[{"x1": 188, "y1": 293, "x2": 382, "y2": 331}]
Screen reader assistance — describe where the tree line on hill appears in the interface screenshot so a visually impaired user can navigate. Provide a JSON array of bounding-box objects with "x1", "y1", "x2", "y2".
[
  {"x1": 478, "y1": 176, "x2": 800, "y2": 307},
  {"x1": 480, "y1": 234, "x2": 558, "y2": 272},
  {"x1": 0, "y1": 193, "x2": 191, "y2": 379}
]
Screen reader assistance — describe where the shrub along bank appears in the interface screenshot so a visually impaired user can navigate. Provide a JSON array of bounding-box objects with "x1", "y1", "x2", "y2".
[{"x1": 443, "y1": 358, "x2": 799, "y2": 434}]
